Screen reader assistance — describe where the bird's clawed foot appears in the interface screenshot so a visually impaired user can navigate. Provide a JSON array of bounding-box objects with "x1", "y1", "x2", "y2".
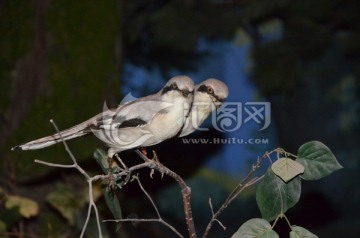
[
  {"x1": 139, "y1": 148, "x2": 160, "y2": 163},
  {"x1": 140, "y1": 147, "x2": 148, "y2": 156},
  {"x1": 148, "y1": 150, "x2": 164, "y2": 178},
  {"x1": 136, "y1": 149, "x2": 165, "y2": 178}
]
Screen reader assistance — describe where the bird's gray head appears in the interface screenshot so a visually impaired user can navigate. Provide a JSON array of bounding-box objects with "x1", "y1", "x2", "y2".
[
  {"x1": 196, "y1": 78, "x2": 229, "y2": 108},
  {"x1": 161, "y1": 76, "x2": 195, "y2": 98}
]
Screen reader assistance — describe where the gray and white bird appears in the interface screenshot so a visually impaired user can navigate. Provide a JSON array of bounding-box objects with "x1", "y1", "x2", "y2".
[
  {"x1": 12, "y1": 76, "x2": 195, "y2": 158},
  {"x1": 179, "y1": 78, "x2": 228, "y2": 137}
]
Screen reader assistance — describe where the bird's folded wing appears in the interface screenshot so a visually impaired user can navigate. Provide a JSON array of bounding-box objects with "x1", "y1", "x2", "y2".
[{"x1": 94, "y1": 96, "x2": 174, "y2": 130}]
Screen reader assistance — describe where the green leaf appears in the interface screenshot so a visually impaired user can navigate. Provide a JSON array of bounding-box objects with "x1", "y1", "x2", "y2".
[
  {"x1": 94, "y1": 149, "x2": 110, "y2": 174},
  {"x1": 256, "y1": 168, "x2": 301, "y2": 221},
  {"x1": 231, "y1": 218, "x2": 279, "y2": 238},
  {"x1": 296, "y1": 141, "x2": 343, "y2": 180},
  {"x1": 95, "y1": 149, "x2": 122, "y2": 230},
  {"x1": 290, "y1": 225, "x2": 318, "y2": 238},
  {"x1": 271, "y1": 158, "x2": 305, "y2": 182},
  {"x1": 102, "y1": 184, "x2": 122, "y2": 231},
  {"x1": 5, "y1": 195, "x2": 39, "y2": 218},
  {"x1": 94, "y1": 149, "x2": 121, "y2": 174}
]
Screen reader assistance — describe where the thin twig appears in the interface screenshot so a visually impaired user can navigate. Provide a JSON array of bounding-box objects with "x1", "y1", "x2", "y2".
[
  {"x1": 34, "y1": 160, "x2": 76, "y2": 168},
  {"x1": 87, "y1": 179, "x2": 103, "y2": 237},
  {"x1": 35, "y1": 119, "x2": 103, "y2": 238},
  {"x1": 135, "y1": 149, "x2": 197, "y2": 238},
  {"x1": 202, "y1": 150, "x2": 275, "y2": 238},
  {"x1": 81, "y1": 194, "x2": 94, "y2": 238},
  {"x1": 114, "y1": 153, "x2": 128, "y2": 170},
  {"x1": 35, "y1": 125, "x2": 189, "y2": 238},
  {"x1": 134, "y1": 175, "x2": 161, "y2": 218},
  {"x1": 226, "y1": 175, "x2": 264, "y2": 205},
  {"x1": 36, "y1": 120, "x2": 282, "y2": 238},
  {"x1": 208, "y1": 198, "x2": 226, "y2": 230},
  {"x1": 104, "y1": 175, "x2": 184, "y2": 238}
]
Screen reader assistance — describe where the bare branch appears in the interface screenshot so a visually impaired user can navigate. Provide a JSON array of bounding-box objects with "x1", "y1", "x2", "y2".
[
  {"x1": 29, "y1": 117, "x2": 303, "y2": 238},
  {"x1": 208, "y1": 198, "x2": 226, "y2": 231},
  {"x1": 104, "y1": 175, "x2": 184, "y2": 238},
  {"x1": 87, "y1": 180, "x2": 103, "y2": 237},
  {"x1": 202, "y1": 150, "x2": 274, "y2": 238},
  {"x1": 35, "y1": 119, "x2": 103, "y2": 238},
  {"x1": 135, "y1": 149, "x2": 197, "y2": 238},
  {"x1": 134, "y1": 175, "x2": 162, "y2": 218},
  {"x1": 36, "y1": 120, "x2": 191, "y2": 238},
  {"x1": 34, "y1": 159, "x2": 76, "y2": 168},
  {"x1": 80, "y1": 194, "x2": 94, "y2": 238},
  {"x1": 49, "y1": 120, "x2": 76, "y2": 164}
]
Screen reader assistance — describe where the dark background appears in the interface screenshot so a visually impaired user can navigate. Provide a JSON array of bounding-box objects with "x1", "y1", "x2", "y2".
[{"x1": 1, "y1": 0, "x2": 359, "y2": 237}]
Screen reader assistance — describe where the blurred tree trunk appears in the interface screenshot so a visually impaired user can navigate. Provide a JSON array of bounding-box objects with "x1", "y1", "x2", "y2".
[
  {"x1": 1, "y1": 0, "x2": 122, "y2": 179},
  {"x1": 1, "y1": 0, "x2": 49, "y2": 147}
]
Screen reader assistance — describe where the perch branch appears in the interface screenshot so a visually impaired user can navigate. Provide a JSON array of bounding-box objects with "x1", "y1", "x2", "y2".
[{"x1": 35, "y1": 120, "x2": 196, "y2": 237}]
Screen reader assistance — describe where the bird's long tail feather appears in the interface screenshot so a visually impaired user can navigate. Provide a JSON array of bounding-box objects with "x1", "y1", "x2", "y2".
[{"x1": 11, "y1": 118, "x2": 95, "y2": 151}]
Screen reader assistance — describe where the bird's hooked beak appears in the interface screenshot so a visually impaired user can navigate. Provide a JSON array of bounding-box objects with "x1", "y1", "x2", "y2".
[
  {"x1": 211, "y1": 96, "x2": 225, "y2": 111},
  {"x1": 181, "y1": 89, "x2": 194, "y2": 97}
]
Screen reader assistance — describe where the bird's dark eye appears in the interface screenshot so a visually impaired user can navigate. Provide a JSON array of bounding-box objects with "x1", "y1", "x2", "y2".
[{"x1": 207, "y1": 86, "x2": 214, "y2": 95}]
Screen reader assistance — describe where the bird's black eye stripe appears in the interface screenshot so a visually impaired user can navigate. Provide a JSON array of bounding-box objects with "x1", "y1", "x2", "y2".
[
  {"x1": 171, "y1": 83, "x2": 179, "y2": 90},
  {"x1": 162, "y1": 83, "x2": 180, "y2": 95},
  {"x1": 198, "y1": 85, "x2": 214, "y2": 95},
  {"x1": 197, "y1": 85, "x2": 208, "y2": 93}
]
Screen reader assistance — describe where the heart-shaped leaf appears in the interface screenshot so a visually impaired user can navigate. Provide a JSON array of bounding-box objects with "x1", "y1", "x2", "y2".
[
  {"x1": 256, "y1": 168, "x2": 301, "y2": 221},
  {"x1": 232, "y1": 218, "x2": 279, "y2": 238},
  {"x1": 271, "y1": 157, "x2": 305, "y2": 182},
  {"x1": 296, "y1": 141, "x2": 342, "y2": 180},
  {"x1": 290, "y1": 225, "x2": 318, "y2": 238}
]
